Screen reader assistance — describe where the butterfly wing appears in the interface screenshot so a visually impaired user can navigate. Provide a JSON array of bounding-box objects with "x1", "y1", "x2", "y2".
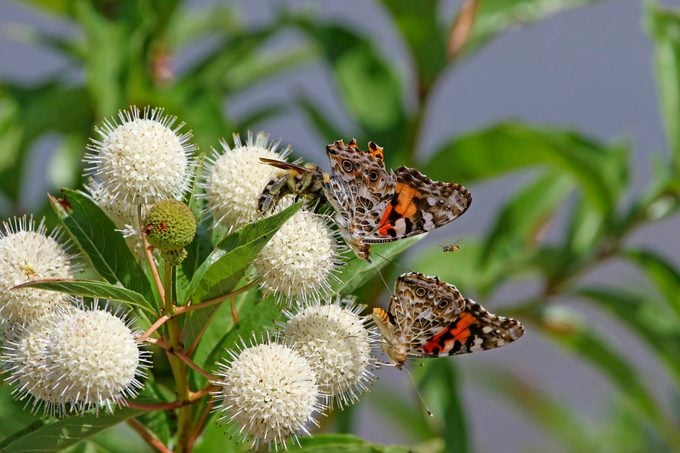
[
  {"x1": 365, "y1": 166, "x2": 471, "y2": 243},
  {"x1": 382, "y1": 272, "x2": 523, "y2": 360},
  {"x1": 387, "y1": 273, "x2": 466, "y2": 351},
  {"x1": 417, "y1": 298, "x2": 524, "y2": 358},
  {"x1": 323, "y1": 140, "x2": 395, "y2": 245}
]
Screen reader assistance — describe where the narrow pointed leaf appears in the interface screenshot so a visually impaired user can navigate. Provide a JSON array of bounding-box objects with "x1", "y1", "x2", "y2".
[
  {"x1": 467, "y1": 0, "x2": 604, "y2": 57},
  {"x1": 0, "y1": 408, "x2": 145, "y2": 452},
  {"x1": 424, "y1": 122, "x2": 628, "y2": 217},
  {"x1": 646, "y1": 2, "x2": 680, "y2": 170},
  {"x1": 576, "y1": 288, "x2": 680, "y2": 384},
  {"x1": 625, "y1": 248, "x2": 680, "y2": 318},
  {"x1": 49, "y1": 189, "x2": 152, "y2": 301},
  {"x1": 333, "y1": 236, "x2": 422, "y2": 294},
  {"x1": 15, "y1": 279, "x2": 155, "y2": 315},
  {"x1": 182, "y1": 204, "x2": 301, "y2": 349}
]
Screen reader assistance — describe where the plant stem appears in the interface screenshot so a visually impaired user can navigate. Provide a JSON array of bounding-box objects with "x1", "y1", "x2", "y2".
[
  {"x1": 174, "y1": 350, "x2": 218, "y2": 381},
  {"x1": 138, "y1": 315, "x2": 170, "y2": 341},
  {"x1": 187, "y1": 400, "x2": 214, "y2": 451},
  {"x1": 163, "y1": 263, "x2": 192, "y2": 453},
  {"x1": 128, "y1": 419, "x2": 171, "y2": 453},
  {"x1": 139, "y1": 204, "x2": 165, "y2": 304},
  {"x1": 184, "y1": 280, "x2": 260, "y2": 356}
]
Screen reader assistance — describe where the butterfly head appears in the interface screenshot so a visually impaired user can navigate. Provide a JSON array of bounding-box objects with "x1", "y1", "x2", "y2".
[{"x1": 338, "y1": 226, "x2": 372, "y2": 261}]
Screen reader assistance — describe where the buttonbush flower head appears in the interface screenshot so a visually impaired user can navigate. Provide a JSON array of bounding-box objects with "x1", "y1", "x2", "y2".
[
  {"x1": 254, "y1": 206, "x2": 340, "y2": 304},
  {"x1": 85, "y1": 179, "x2": 140, "y2": 231},
  {"x1": 201, "y1": 131, "x2": 290, "y2": 231},
  {"x1": 1, "y1": 317, "x2": 66, "y2": 416},
  {"x1": 213, "y1": 336, "x2": 324, "y2": 450},
  {"x1": 0, "y1": 216, "x2": 76, "y2": 325},
  {"x1": 2, "y1": 304, "x2": 150, "y2": 416},
  {"x1": 283, "y1": 297, "x2": 379, "y2": 408},
  {"x1": 84, "y1": 106, "x2": 196, "y2": 207}
]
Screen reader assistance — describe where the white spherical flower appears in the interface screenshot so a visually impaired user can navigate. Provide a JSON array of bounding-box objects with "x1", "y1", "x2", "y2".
[
  {"x1": 0, "y1": 216, "x2": 76, "y2": 324},
  {"x1": 44, "y1": 307, "x2": 149, "y2": 414},
  {"x1": 3, "y1": 305, "x2": 149, "y2": 416},
  {"x1": 213, "y1": 338, "x2": 324, "y2": 450},
  {"x1": 86, "y1": 180, "x2": 140, "y2": 230},
  {"x1": 202, "y1": 131, "x2": 290, "y2": 231},
  {"x1": 282, "y1": 297, "x2": 379, "y2": 408},
  {"x1": 85, "y1": 181, "x2": 147, "y2": 259},
  {"x1": 254, "y1": 208, "x2": 339, "y2": 304},
  {"x1": 1, "y1": 318, "x2": 66, "y2": 416},
  {"x1": 84, "y1": 106, "x2": 196, "y2": 207}
]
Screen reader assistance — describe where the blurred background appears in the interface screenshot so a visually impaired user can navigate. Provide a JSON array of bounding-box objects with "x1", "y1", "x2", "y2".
[{"x1": 1, "y1": 0, "x2": 679, "y2": 452}]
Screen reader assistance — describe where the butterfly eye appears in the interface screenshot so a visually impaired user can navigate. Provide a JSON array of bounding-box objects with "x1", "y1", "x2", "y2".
[
  {"x1": 342, "y1": 160, "x2": 353, "y2": 172},
  {"x1": 415, "y1": 287, "x2": 427, "y2": 297},
  {"x1": 369, "y1": 170, "x2": 379, "y2": 182},
  {"x1": 437, "y1": 299, "x2": 449, "y2": 309},
  {"x1": 427, "y1": 289, "x2": 436, "y2": 299}
]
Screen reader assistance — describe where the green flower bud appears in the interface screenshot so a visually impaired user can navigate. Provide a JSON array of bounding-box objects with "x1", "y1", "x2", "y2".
[
  {"x1": 161, "y1": 248, "x2": 188, "y2": 266},
  {"x1": 144, "y1": 200, "x2": 196, "y2": 252}
]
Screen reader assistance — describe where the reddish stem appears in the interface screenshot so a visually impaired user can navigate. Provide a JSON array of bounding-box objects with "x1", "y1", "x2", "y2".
[
  {"x1": 137, "y1": 315, "x2": 170, "y2": 342},
  {"x1": 128, "y1": 419, "x2": 171, "y2": 453},
  {"x1": 174, "y1": 350, "x2": 218, "y2": 381}
]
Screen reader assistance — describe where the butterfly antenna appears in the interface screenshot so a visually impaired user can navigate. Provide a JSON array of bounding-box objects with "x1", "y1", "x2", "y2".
[
  {"x1": 404, "y1": 366, "x2": 433, "y2": 417},
  {"x1": 376, "y1": 267, "x2": 392, "y2": 294},
  {"x1": 373, "y1": 252, "x2": 415, "y2": 274}
]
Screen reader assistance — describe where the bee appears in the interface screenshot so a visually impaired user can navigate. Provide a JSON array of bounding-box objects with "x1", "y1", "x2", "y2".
[
  {"x1": 257, "y1": 158, "x2": 328, "y2": 213},
  {"x1": 440, "y1": 242, "x2": 461, "y2": 253}
]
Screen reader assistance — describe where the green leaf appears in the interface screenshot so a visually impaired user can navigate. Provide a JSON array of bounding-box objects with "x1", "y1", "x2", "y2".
[
  {"x1": 50, "y1": 189, "x2": 153, "y2": 302},
  {"x1": 0, "y1": 83, "x2": 92, "y2": 202},
  {"x1": 424, "y1": 122, "x2": 629, "y2": 217},
  {"x1": 467, "y1": 0, "x2": 604, "y2": 57},
  {"x1": 179, "y1": 216, "x2": 213, "y2": 302},
  {"x1": 75, "y1": 1, "x2": 126, "y2": 116},
  {"x1": 0, "y1": 408, "x2": 145, "y2": 452},
  {"x1": 135, "y1": 380, "x2": 172, "y2": 445},
  {"x1": 0, "y1": 386, "x2": 39, "y2": 439},
  {"x1": 624, "y1": 249, "x2": 680, "y2": 317},
  {"x1": 15, "y1": 278, "x2": 155, "y2": 316},
  {"x1": 380, "y1": 0, "x2": 446, "y2": 88},
  {"x1": 234, "y1": 103, "x2": 289, "y2": 133},
  {"x1": 333, "y1": 236, "x2": 422, "y2": 294},
  {"x1": 474, "y1": 364, "x2": 595, "y2": 449},
  {"x1": 646, "y1": 2, "x2": 680, "y2": 171},
  {"x1": 565, "y1": 193, "x2": 606, "y2": 257},
  {"x1": 481, "y1": 170, "x2": 573, "y2": 264},
  {"x1": 14, "y1": 0, "x2": 75, "y2": 17},
  {"x1": 414, "y1": 360, "x2": 468, "y2": 453},
  {"x1": 290, "y1": 434, "x2": 411, "y2": 452},
  {"x1": 193, "y1": 292, "x2": 282, "y2": 384},
  {"x1": 367, "y1": 389, "x2": 435, "y2": 442},
  {"x1": 183, "y1": 203, "x2": 302, "y2": 303},
  {"x1": 411, "y1": 240, "x2": 505, "y2": 296},
  {"x1": 576, "y1": 288, "x2": 680, "y2": 385},
  {"x1": 538, "y1": 314, "x2": 663, "y2": 423},
  {"x1": 167, "y1": 6, "x2": 239, "y2": 50},
  {"x1": 182, "y1": 204, "x2": 301, "y2": 349},
  {"x1": 296, "y1": 94, "x2": 346, "y2": 140},
  {"x1": 192, "y1": 414, "x2": 244, "y2": 453},
  {"x1": 291, "y1": 17, "x2": 407, "y2": 151}
]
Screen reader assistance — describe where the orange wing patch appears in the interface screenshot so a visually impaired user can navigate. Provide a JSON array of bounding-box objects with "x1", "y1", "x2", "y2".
[
  {"x1": 421, "y1": 312, "x2": 476, "y2": 356},
  {"x1": 377, "y1": 183, "x2": 420, "y2": 237}
]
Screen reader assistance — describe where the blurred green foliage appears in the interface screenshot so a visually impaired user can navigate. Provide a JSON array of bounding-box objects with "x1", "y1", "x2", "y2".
[{"x1": 1, "y1": 0, "x2": 679, "y2": 452}]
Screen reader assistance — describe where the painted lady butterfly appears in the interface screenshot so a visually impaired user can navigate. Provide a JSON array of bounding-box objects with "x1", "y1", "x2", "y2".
[
  {"x1": 259, "y1": 139, "x2": 472, "y2": 260},
  {"x1": 373, "y1": 272, "x2": 524, "y2": 368}
]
